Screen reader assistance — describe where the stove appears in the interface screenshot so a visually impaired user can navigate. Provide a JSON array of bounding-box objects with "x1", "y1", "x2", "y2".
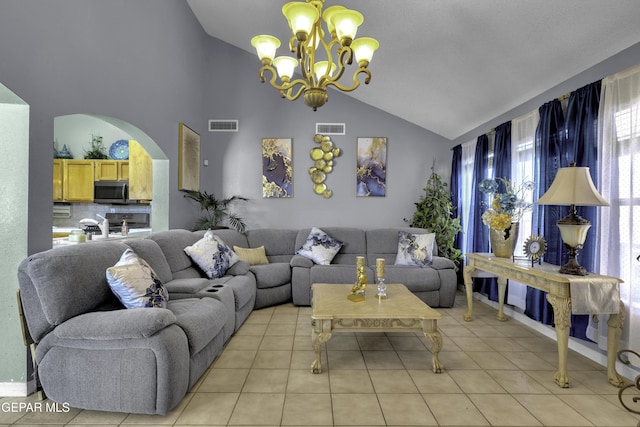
[{"x1": 105, "y1": 212, "x2": 150, "y2": 233}]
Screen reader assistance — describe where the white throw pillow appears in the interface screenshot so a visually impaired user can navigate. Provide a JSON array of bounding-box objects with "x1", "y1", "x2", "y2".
[
  {"x1": 184, "y1": 230, "x2": 240, "y2": 278},
  {"x1": 296, "y1": 226, "x2": 343, "y2": 265},
  {"x1": 106, "y1": 248, "x2": 169, "y2": 309},
  {"x1": 394, "y1": 231, "x2": 436, "y2": 267}
]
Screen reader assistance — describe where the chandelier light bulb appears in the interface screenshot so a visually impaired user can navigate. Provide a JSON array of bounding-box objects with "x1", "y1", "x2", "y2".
[{"x1": 251, "y1": 35, "x2": 281, "y2": 64}]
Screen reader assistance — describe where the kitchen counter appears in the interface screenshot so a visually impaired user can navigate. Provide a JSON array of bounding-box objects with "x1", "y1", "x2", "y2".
[{"x1": 52, "y1": 228, "x2": 152, "y2": 246}]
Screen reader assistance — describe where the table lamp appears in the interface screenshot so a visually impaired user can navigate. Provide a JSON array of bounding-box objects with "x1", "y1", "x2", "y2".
[{"x1": 536, "y1": 162, "x2": 609, "y2": 275}]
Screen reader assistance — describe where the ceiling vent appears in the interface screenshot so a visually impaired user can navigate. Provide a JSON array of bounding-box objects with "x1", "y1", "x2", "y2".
[
  {"x1": 208, "y1": 120, "x2": 238, "y2": 132},
  {"x1": 316, "y1": 123, "x2": 346, "y2": 135}
]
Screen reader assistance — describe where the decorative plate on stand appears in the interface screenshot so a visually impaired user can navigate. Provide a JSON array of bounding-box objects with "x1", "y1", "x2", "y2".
[{"x1": 109, "y1": 139, "x2": 129, "y2": 160}]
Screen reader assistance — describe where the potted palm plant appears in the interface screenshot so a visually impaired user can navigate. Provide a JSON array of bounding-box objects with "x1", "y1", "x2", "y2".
[{"x1": 182, "y1": 189, "x2": 248, "y2": 232}]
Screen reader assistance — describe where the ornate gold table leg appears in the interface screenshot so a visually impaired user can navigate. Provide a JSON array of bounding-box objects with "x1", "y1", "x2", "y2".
[
  {"x1": 423, "y1": 319, "x2": 443, "y2": 373},
  {"x1": 547, "y1": 293, "x2": 571, "y2": 388},
  {"x1": 463, "y1": 265, "x2": 474, "y2": 321},
  {"x1": 311, "y1": 319, "x2": 331, "y2": 374},
  {"x1": 496, "y1": 276, "x2": 508, "y2": 322},
  {"x1": 607, "y1": 301, "x2": 625, "y2": 387}
]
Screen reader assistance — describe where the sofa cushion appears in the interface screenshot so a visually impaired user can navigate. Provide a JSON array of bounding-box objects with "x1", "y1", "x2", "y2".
[
  {"x1": 246, "y1": 229, "x2": 299, "y2": 263},
  {"x1": 309, "y1": 264, "x2": 374, "y2": 284},
  {"x1": 250, "y1": 263, "x2": 291, "y2": 289},
  {"x1": 233, "y1": 245, "x2": 269, "y2": 265},
  {"x1": 296, "y1": 226, "x2": 343, "y2": 265},
  {"x1": 167, "y1": 298, "x2": 226, "y2": 355},
  {"x1": 18, "y1": 241, "x2": 129, "y2": 340},
  {"x1": 149, "y1": 229, "x2": 204, "y2": 274},
  {"x1": 383, "y1": 265, "x2": 442, "y2": 292},
  {"x1": 394, "y1": 231, "x2": 435, "y2": 267},
  {"x1": 184, "y1": 231, "x2": 240, "y2": 279},
  {"x1": 54, "y1": 308, "x2": 176, "y2": 340},
  {"x1": 106, "y1": 248, "x2": 169, "y2": 309},
  {"x1": 125, "y1": 239, "x2": 173, "y2": 284}
]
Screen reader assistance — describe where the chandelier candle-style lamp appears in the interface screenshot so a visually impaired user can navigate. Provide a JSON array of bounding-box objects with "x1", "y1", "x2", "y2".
[
  {"x1": 536, "y1": 162, "x2": 609, "y2": 276},
  {"x1": 251, "y1": 0, "x2": 379, "y2": 110}
]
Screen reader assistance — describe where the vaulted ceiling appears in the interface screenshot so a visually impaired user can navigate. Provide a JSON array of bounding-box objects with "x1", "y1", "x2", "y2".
[{"x1": 187, "y1": 0, "x2": 640, "y2": 141}]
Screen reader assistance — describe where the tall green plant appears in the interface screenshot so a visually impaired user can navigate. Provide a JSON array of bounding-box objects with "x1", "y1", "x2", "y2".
[
  {"x1": 405, "y1": 164, "x2": 463, "y2": 270},
  {"x1": 183, "y1": 189, "x2": 248, "y2": 232}
]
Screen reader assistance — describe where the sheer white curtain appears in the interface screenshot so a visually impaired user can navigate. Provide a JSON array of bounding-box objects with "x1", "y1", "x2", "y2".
[
  {"x1": 460, "y1": 140, "x2": 477, "y2": 254},
  {"x1": 592, "y1": 64, "x2": 640, "y2": 354},
  {"x1": 507, "y1": 110, "x2": 539, "y2": 309}
]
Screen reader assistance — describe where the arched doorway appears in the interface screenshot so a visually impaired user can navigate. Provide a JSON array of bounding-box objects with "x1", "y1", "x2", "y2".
[{"x1": 54, "y1": 114, "x2": 169, "y2": 231}]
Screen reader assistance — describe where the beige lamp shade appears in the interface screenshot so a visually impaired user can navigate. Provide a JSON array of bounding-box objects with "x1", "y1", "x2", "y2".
[
  {"x1": 351, "y1": 37, "x2": 379, "y2": 66},
  {"x1": 322, "y1": 5, "x2": 346, "y2": 35},
  {"x1": 251, "y1": 35, "x2": 281, "y2": 63},
  {"x1": 330, "y1": 9, "x2": 364, "y2": 44},
  {"x1": 282, "y1": 1, "x2": 319, "y2": 40},
  {"x1": 536, "y1": 166, "x2": 609, "y2": 207},
  {"x1": 314, "y1": 61, "x2": 336, "y2": 81},
  {"x1": 273, "y1": 56, "x2": 298, "y2": 81}
]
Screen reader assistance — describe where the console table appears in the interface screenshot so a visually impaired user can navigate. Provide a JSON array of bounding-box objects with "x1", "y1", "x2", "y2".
[{"x1": 463, "y1": 253, "x2": 624, "y2": 388}]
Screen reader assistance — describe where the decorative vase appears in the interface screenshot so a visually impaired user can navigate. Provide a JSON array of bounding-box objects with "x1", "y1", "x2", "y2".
[{"x1": 490, "y1": 222, "x2": 519, "y2": 258}]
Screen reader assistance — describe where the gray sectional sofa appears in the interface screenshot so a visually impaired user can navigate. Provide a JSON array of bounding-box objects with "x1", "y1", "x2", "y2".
[{"x1": 17, "y1": 226, "x2": 457, "y2": 415}]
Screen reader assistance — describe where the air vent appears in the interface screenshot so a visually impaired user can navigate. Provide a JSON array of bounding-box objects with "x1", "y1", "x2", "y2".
[
  {"x1": 316, "y1": 123, "x2": 346, "y2": 135},
  {"x1": 208, "y1": 120, "x2": 238, "y2": 132}
]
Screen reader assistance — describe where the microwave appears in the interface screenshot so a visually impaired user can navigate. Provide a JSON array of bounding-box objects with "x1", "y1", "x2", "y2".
[{"x1": 94, "y1": 181, "x2": 138, "y2": 204}]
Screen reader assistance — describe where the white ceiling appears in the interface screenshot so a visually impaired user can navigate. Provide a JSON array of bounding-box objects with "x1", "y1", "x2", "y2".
[{"x1": 187, "y1": 0, "x2": 640, "y2": 141}]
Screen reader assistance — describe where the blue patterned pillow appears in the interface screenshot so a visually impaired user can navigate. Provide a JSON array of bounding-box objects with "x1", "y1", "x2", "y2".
[
  {"x1": 394, "y1": 231, "x2": 435, "y2": 267},
  {"x1": 184, "y1": 230, "x2": 240, "y2": 279},
  {"x1": 106, "y1": 248, "x2": 169, "y2": 308},
  {"x1": 296, "y1": 227, "x2": 343, "y2": 265}
]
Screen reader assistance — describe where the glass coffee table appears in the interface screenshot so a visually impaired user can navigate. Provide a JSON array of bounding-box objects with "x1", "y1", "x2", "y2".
[{"x1": 311, "y1": 283, "x2": 443, "y2": 374}]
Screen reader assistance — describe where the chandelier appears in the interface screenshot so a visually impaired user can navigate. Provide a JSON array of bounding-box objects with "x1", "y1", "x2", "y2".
[{"x1": 251, "y1": 0, "x2": 379, "y2": 111}]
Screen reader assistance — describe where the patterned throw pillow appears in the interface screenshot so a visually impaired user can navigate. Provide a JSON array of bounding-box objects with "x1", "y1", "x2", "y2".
[
  {"x1": 106, "y1": 248, "x2": 169, "y2": 308},
  {"x1": 296, "y1": 226, "x2": 343, "y2": 265},
  {"x1": 233, "y1": 245, "x2": 269, "y2": 265},
  {"x1": 184, "y1": 230, "x2": 240, "y2": 278},
  {"x1": 394, "y1": 231, "x2": 436, "y2": 267}
]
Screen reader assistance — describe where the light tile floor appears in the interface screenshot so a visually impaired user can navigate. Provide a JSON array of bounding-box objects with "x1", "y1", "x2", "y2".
[{"x1": 2, "y1": 292, "x2": 639, "y2": 426}]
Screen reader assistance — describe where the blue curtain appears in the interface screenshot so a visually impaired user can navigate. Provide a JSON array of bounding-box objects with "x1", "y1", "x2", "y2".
[
  {"x1": 493, "y1": 122, "x2": 512, "y2": 184},
  {"x1": 450, "y1": 145, "x2": 464, "y2": 253},
  {"x1": 528, "y1": 86, "x2": 602, "y2": 341},
  {"x1": 565, "y1": 80, "x2": 602, "y2": 274},
  {"x1": 528, "y1": 99, "x2": 566, "y2": 328},
  {"x1": 468, "y1": 134, "x2": 500, "y2": 299},
  {"x1": 559, "y1": 81, "x2": 602, "y2": 340},
  {"x1": 467, "y1": 134, "x2": 491, "y2": 255}
]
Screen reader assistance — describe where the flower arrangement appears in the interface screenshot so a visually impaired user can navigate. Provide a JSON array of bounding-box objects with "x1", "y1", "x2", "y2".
[{"x1": 479, "y1": 178, "x2": 534, "y2": 230}]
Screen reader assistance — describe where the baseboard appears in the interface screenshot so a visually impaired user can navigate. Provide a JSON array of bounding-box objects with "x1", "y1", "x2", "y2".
[
  {"x1": 472, "y1": 292, "x2": 640, "y2": 382},
  {"x1": 0, "y1": 380, "x2": 34, "y2": 397}
]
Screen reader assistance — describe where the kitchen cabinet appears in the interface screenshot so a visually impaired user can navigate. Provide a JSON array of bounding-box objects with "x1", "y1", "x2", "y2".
[
  {"x1": 63, "y1": 160, "x2": 94, "y2": 202},
  {"x1": 128, "y1": 140, "x2": 152, "y2": 201},
  {"x1": 95, "y1": 160, "x2": 128, "y2": 181},
  {"x1": 53, "y1": 159, "x2": 63, "y2": 201}
]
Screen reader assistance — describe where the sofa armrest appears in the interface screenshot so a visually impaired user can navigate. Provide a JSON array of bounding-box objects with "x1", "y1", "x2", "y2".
[
  {"x1": 430, "y1": 256, "x2": 456, "y2": 270},
  {"x1": 227, "y1": 260, "x2": 250, "y2": 275},
  {"x1": 54, "y1": 309, "x2": 177, "y2": 340},
  {"x1": 290, "y1": 254, "x2": 313, "y2": 268}
]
